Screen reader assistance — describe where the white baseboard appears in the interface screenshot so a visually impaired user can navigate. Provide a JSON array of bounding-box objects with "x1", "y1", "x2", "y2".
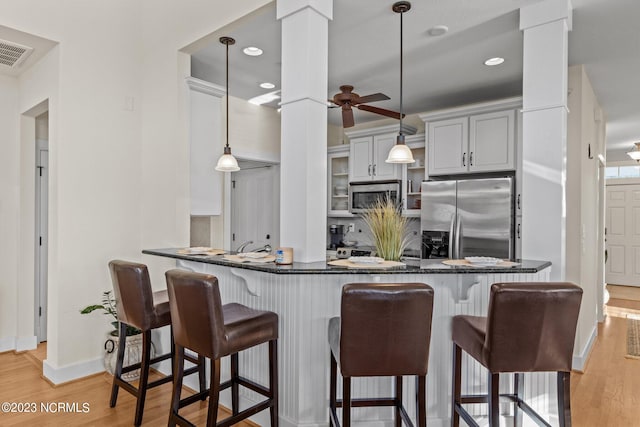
[
  {"x1": 0, "y1": 336, "x2": 16, "y2": 352},
  {"x1": 16, "y1": 335, "x2": 37, "y2": 352},
  {"x1": 43, "y1": 357, "x2": 104, "y2": 385},
  {"x1": 573, "y1": 324, "x2": 597, "y2": 372}
]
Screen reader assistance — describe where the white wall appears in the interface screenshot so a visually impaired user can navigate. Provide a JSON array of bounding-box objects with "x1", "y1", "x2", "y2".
[
  {"x1": 2, "y1": 0, "x2": 271, "y2": 381},
  {"x1": 566, "y1": 64, "x2": 605, "y2": 369},
  {"x1": 0, "y1": 75, "x2": 19, "y2": 351}
]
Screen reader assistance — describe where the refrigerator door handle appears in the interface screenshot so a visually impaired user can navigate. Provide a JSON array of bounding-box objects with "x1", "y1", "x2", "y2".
[
  {"x1": 448, "y1": 214, "x2": 456, "y2": 259},
  {"x1": 454, "y1": 214, "x2": 463, "y2": 259}
]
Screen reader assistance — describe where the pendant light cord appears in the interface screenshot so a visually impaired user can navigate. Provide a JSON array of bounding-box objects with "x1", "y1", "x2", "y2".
[
  {"x1": 399, "y1": 9, "x2": 404, "y2": 134},
  {"x1": 225, "y1": 41, "x2": 230, "y2": 150}
]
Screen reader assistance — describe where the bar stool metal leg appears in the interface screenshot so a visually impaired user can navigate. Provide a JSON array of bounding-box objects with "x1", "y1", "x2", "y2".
[
  {"x1": 329, "y1": 351, "x2": 338, "y2": 427},
  {"x1": 488, "y1": 372, "x2": 500, "y2": 427},
  {"x1": 451, "y1": 343, "x2": 461, "y2": 427},
  {"x1": 557, "y1": 372, "x2": 572, "y2": 427},
  {"x1": 514, "y1": 373, "x2": 524, "y2": 427},
  {"x1": 110, "y1": 321, "x2": 128, "y2": 408},
  {"x1": 134, "y1": 330, "x2": 152, "y2": 426},
  {"x1": 206, "y1": 358, "x2": 222, "y2": 427},
  {"x1": 169, "y1": 345, "x2": 185, "y2": 427},
  {"x1": 342, "y1": 377, "x2": 351, "y2": 427},
  {"x1": 231, "y1": 353, "x2": 239, "y2": 415},
  {"x1": 395, "y1": 376, "x2": 403, "y2": 427},
  {"x1": 416, "y1": 375, "x2": 426, "y2": 427},
  {"x1": 269, "y1": 339, "x2": 279, "y2": 426}
]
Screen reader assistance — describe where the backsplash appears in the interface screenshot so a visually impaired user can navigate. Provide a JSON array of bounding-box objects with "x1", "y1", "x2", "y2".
[{"x1": 326, "y1": 216, "x2": 421, "y2": 251}]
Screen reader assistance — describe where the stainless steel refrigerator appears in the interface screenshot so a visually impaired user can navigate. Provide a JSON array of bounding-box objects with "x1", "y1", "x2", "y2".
[{"x1": 420, "y1": 177, "x2": 515, "y2": 260}]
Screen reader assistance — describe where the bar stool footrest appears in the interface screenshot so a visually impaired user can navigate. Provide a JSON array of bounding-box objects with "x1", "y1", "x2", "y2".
[
  {"x1": 456, "y1": 393, "x2": 552, "y2": 427},
  {"x1": 332, "y1": 398, "x2": 414, "y2": 427}
]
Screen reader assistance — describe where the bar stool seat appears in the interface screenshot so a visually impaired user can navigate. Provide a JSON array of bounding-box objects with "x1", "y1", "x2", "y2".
[
  {"x1": 451, "y1": 282, "x2": 583, "y2": 427},
  {"x1": 108, "y1": 260, "x2": 206, "y2": 426},
  {"x1": 328, "y1": 282, "x2": 434, "y2": 427},
  {"x1": 165, "y1": 269, "x2": 279, "y2": 427}
]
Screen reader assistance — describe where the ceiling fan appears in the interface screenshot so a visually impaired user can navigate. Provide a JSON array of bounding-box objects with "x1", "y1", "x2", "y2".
[{"x1": 329, "y1": 85, "x2": 404, "y2": 128}]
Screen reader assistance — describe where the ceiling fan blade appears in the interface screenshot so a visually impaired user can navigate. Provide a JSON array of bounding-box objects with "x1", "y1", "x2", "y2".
[
  {"x1": 356, "y1": 104, "x2": 404, "y2": 120},
  {"x1": 342, "y1": 108, "x2": 355, "y2": 128},
  {"x1": 355, "y1": 93, "x2": 390, "y2": 104}
]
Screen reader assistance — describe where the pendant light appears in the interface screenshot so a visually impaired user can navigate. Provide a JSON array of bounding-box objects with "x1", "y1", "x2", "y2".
[
  {"x1": 627, "y1": 142, "x2": 640, "y2": 161},
  {"x1": 215, "y1": 36, "x2": 240, "y2": 172},
  {"x1": 386, "y1": 1, "x2": 415, "y2": 164}
]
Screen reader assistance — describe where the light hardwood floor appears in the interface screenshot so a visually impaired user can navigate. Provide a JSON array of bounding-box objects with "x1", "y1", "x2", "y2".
[
  {"x1": 0, "y1": 349, "x2": 254, "y2": 426},
  {"x1": 1, "y1": 287, "x2": 639, "y2": 426}
]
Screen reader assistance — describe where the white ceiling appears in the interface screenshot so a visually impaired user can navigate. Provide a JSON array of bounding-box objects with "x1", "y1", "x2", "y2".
[{"x1": 191, "y1": 0, "x2": 640, "y2": 159}]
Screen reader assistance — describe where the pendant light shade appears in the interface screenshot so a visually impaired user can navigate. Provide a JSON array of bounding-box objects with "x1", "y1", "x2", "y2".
[
  {"x1": 215, "y1": 36, "x2": 240, "y2": 172},
  {"x1": 386, "y1": 1, "x2": 415, "y2": 164},
  {"x1": 387, "y1": 135, "x2": 415, "y2": 163},
  {"x1": 627, "y1": 142, "x2": 640, "y2": 160}
]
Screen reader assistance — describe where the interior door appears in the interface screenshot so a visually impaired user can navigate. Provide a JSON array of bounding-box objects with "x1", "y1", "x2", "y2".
[
  {"x1": 36, "y1": 148, "x2": 48, "y2": 342},
  {"x1": 606, "y1": 184, "x2": 640, "y2": 286},
  {"x1": 230, "y1": 166, "x2": 279, "y2": 252}
]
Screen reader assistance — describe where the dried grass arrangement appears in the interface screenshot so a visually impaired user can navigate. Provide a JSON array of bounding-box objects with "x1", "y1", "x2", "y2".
[{"x1": 361, "y1": 198, "x2": 410, "y2": 261}]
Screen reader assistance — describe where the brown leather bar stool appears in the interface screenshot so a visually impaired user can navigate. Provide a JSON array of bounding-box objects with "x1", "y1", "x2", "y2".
[
  {"x1": 451, "y1": 282, "x2": 583, "y2": 427},
  {"x1": 108, "y1": 260, "x2": 206, "y2": 426},
  {"x1": 165, "y1": 269, "x2": 279, "y2": 427},
  {"x1": 328, "y1": 282, "x2": 434, "y2": 427}
]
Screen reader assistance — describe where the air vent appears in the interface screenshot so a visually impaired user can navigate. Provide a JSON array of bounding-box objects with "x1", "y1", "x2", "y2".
[{"x1": 0, "y1": 39, "x2": 34, "y2": 68}]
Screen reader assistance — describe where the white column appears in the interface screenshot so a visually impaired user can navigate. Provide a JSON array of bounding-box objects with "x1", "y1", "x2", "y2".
[
  {"x1": 520, "y1": 0, "x2": 572, "y2": 281},
  {"x1": 277, "y1": 0, "x2": 332, "y2": 263}
]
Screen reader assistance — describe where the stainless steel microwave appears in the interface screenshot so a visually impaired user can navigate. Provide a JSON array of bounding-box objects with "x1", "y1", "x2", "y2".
[{"x1": 349, "y1": 180, "x2": 401, "y2": 213}]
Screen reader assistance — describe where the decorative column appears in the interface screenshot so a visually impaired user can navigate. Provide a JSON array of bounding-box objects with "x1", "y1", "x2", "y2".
[
  {"x1": 277, "y1": 0, "x2": 333, "y2": 262},
  {"x1": 519, "y1": 0, "x2": 572, "y2": 281}
]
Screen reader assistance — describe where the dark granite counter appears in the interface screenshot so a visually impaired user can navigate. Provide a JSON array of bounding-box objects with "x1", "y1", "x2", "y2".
[{"x1": 143, "y1": 248, "x2": 551, "y2": 275}]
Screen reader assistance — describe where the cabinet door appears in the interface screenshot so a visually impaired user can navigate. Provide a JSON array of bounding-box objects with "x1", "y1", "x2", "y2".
[
  {"x1": 372, "y1": 133, "x2": 400, "y2": 181},
  {"x1": 427, "y1": 117, "x2": 468, "y2": 175},
  {"x1": 328, "y1": 150, "x2": 350, "y2": 215},
  {"x1": 469, "y1": 110, "x2": 515, "y2": 172},
  {"x1": 349, "y1": 137, "x2": 373, "y2": 181}
]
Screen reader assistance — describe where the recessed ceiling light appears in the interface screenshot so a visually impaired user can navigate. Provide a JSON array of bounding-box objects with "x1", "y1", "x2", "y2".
[
  {"x1": 260, "y1": 82, "x2": 275, "y2": 89},
  {"x1": 484, "y1": 57, "x2": 505, "y2": 66},
  {"x1": 243, "y1": 46, "x2": 263, "y2": 56},
  {"x1": 427, "y1": 25, "x2": 448, "y2": 37}
]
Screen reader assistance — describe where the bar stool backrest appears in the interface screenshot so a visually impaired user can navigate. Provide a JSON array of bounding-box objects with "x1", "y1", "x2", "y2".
[
  {"x1": 165, "y1": 269, "x2": 226, "y2": 359},
  {"x1": 108, "y1": 260, "x2": 155, "y2": 331},
  {"x1": 485, "y1": 282, "x2": 583, "y2": 373},
  {"x1": 339, "y1": 282, "x2": 434, "y2": 377}
]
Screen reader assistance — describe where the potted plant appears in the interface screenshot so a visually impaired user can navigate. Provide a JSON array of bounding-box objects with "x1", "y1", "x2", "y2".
[
  {"x1": 80, "y1": 291, "x2": 147, "y2": 380},
  {"x1": 361, "y1": 198, "x2": 411, "y2": 261}
]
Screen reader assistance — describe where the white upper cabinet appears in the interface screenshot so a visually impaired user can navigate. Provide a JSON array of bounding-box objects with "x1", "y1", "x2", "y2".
[
  {"x1": 427, "y1": 117, "x2": 468, "y2": 175},
  {"x1": 421, "y1": 98, "x2": 520, "y2": 177},
  {"x1": 469, "y1": 110, "x2": 515, "y2": 172},
  {"x1": 346, "y1": 124, "x2": 416, "y2": 182}
]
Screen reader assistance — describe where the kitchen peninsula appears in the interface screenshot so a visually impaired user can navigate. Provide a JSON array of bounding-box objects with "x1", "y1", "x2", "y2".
[{"x1": 144, "y1": 248, "x2": 552, "y2": 427}]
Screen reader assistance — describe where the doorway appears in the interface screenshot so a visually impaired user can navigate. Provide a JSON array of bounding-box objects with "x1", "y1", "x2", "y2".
[
  {"x1": 605, "y1": 183, "x2": 640, "y2": 287},
  {"x1": 230, "y1": 161, "x2": 279, "y2": 252}
]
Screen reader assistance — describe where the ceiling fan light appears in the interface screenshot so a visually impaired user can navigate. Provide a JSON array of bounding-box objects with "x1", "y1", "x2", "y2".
[
  {"x1": 386, "y1": 140, "x2": 415, "y2": 164},
  {"x1": 215, "y1": 146, "x2": 240, "y2": 172}
]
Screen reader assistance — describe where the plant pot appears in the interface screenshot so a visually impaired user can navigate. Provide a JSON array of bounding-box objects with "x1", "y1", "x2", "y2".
[{"x1": 104, "y1": 332, "x2": 152, "y2": 381}]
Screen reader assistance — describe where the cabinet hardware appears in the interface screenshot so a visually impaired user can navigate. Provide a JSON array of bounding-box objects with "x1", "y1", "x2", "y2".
[
  {"x1": 462, "y1": 153, "x2": 466, "y2": 167},
  {"x1": 469, "y1": 151, "x2": 473, "y2": 166},
  {"x1": 368, "y1": 164, "x2": 372, "y2": 176},
  {"x1": 372, "y1": 164, "x2": 376, "y2": 176},
  {"x1": 517, "y1": 223, "x2": 521, "y2": 239},
  {"x1": 517, "y1": 194, "x2": 521, "y2": 210}
]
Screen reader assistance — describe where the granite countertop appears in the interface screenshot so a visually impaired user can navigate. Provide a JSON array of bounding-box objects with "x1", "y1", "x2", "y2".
[{"x1": 143, "y1": 248, "x2": 551, "y2": 275}]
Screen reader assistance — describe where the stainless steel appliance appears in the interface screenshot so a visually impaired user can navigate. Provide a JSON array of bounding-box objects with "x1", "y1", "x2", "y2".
[
  {"x1": 420, "y1": 177, "x2": 514, "y2": 260},
  {"x1": 336, "y1": 246, "x2": 375, "y2": 259},
  {"x1": 349, "y1": 180, "x2": 401, "y2": 213}
]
